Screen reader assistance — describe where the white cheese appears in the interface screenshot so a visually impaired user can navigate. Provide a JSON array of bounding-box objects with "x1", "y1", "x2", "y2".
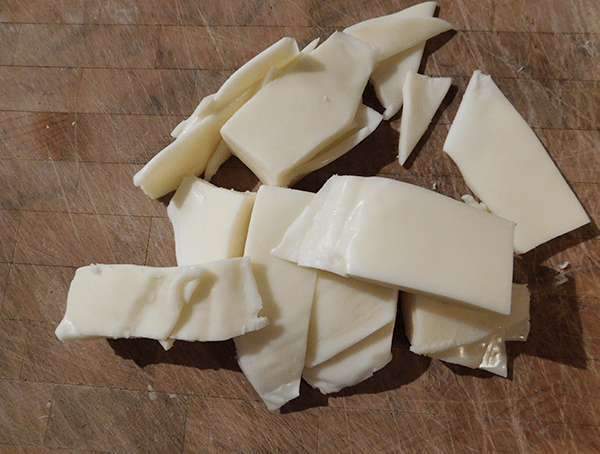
[
  {"x1": 167, "y1": 176, "x2": 255, "y2": 266},
  {"x1": 343, "y1": 9, "x2": 453, "y2": 62},
  {"x1": 402, "y1": 284, "x2": 530, "y2": 377},
  {"x1": 234, "y1": 186, "x2": 317, "y2": 410},
  {"x1": 55, "y1": 264, "x2": 207, "y2": 342},
  {"x1": 305, "y1": 271, "x2": 398, "y2": 368},
  {"x1": 443, "y1": 70, "x2": 590, "y2": 253},
  {"x1": 273, "y1": 175, "x2": 515, "y2": 315},
  {"x1": 398, "y1": 71, "x2": 451, "y2": 165},
  {"x1": 302, "y1": 322, "x2": 394, "y2": 394},
  {"x1": 203, "y1": 140, "x2": 232, "y2": 181},
  {"x1": 368, "y1": 1, "x2": 437, "y2": 120},
  {"x1": 220, "y1": 32, "x2": 377, "y2": 186},
  {"x1": 168, "y1": 257, "x2": 268, "y2": 342}
]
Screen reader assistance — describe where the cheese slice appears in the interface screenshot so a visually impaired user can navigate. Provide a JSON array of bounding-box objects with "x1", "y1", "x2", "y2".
[
  {"x1": 443, "y1": 70, "x2": 590, "y2": 253},
  {"x1": 403, "y1": 284, "x2": 530, "y2": 377},
  {"x1": 204, "y1": 140, "x2": 233, "y2": 181},
  {"x1": 55, "y1": 264, "x2": 207, "y2": 342},
  {"x1": 167, "y1": 176, "x2": 255, "y2": 266},
  {"x1": 234, "y1": 186, "x2": 317, "y2": 410},
  {"x1": 273, "y1": 175, "x2": 515, "y2": 315},
  {"x1": 368, "y1": 1, "x2": 437, "y2": 120},
  {"x1": 302, "y1": 322, "x2": 394, "y2": 394},
  {"x1": 171, "y1": 93, "x2": 216, "y2": 138},
  {"x1": 306, "y1": 271, "x2": 398, "y2": 368},
  {"x1": 343, "y1": 10, "x2": 453, "y2": 62},
  {"x1": 167, "y1": 257, "x2": 268, "y2": 342},
  {"x1": 398, "y1": 72, "x2": 451, "y2": 165},
  {"x1": 221, "y1": 32, "x2": 377, "y2": 186},
  {"x1": 133, "y1": 89, "x2": 253, "y2": 199}
]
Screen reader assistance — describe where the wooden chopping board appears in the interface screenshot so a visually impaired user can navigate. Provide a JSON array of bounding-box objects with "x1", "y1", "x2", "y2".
[{"x1": 1, "y1": 0, "x2": 599, "y2": 452}]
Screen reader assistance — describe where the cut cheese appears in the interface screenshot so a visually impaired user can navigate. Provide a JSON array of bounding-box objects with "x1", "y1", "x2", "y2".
[
  {"x1": 398, "y1": 71, "x2": 451, "y2": 165},
  {"x1": 204, "y1": 140, "x2": 232, "y2": 181},
  {"x1": 55, "y1": 264, "x2": 206, "y2": 342},
  {"x1": 167, "y1": 176, "x2": 255, "y2": 266},
  {"x1": 302, "y1": 322, "x2": 394, "y2": 394},
  {"x1": 273, "y1": 175, "x2": 515, "y2": 315},
  {"x1": 221, "y1": 31, "x2": 377, "y2": 186},
  {"x1": 306, "y1": 271, "x2": 398, "y2": 368},
  {"x1": 402, "y1": 284, "x2": 530, "y2": 377},
  {"x1": 234, "y1": 186, "x2": 317, "y2": 410},
  {"x1": 368, "y1": 1, "x2": 437, "y2": 120},
  {"x1": 443, "y1": 70, "x2": 590, "y2": 253}
]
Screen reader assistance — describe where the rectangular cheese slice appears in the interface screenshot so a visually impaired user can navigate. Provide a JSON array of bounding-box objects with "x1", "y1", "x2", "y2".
[
  {"x1": 443, "y1": 70, "x2": 590, "y2": 253},
  {"x1": 167, "y1": 176, "x2": 255, "y2": 266},
  {"x1": 234, "y1": 186, "x2": 317, "y2": 410},
  {"x1": 273, "y1": 175, "x2": 515, "y2": 315}
]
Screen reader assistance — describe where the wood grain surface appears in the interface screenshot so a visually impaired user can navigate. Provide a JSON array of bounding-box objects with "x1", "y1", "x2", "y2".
[{"x1": 1, "y1": 0, "x2": 599, "y2": 452}]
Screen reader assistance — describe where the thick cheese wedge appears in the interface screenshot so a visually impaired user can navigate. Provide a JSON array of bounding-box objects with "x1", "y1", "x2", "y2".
[
  {"x1": 368, "y1": 1, "x2": 437, "y2": 120},
  {"x1": 167, "y1": 176, "x2": 255, "y2": 266},
  {"x1": 220, "y1": 32, "x2": 377, "y2": 187},
  {"x1": 302, "y1": 322, "x2": 395, "y2": 394},
  {"x1": 343, "y1": 9, "x2": 453, "y2": 62},
  {"x1": 273, "y1": 175, "x2": 515, "y2": 315},
  {"x1": 443, "y1": 70, "x2": 590, "y2": 253},
  {"x1": 402, "y1": 284, "x2": 530, "y2": 377},
  {"x1": 55, "y1": 264, "x2": 207, "y2": 342},
  {"x1": 168, "y1": 257, "x2": 268, "y2": 342},
  {"x1": 234, "y1": 186, "x2": 317, "y2": 411},
  {"x1": 306, "y1": 271, "x2": 398, "y2": 368},
  {"x1": 398, "y1": 72, "x2": 451, "y2": 165}
]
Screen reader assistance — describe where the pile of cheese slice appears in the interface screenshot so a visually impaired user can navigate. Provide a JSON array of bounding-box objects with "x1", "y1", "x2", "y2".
[{"x1": 56, "y1": 1, "x2": 590, "y2": 411}]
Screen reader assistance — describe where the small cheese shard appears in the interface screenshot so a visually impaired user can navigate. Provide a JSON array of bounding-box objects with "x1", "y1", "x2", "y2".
[
  {"x1": 204, "y1": 140, "x2": 233, "y2": 181},
  {"x1": 273, "y1": 175, "x2": 515, "y2": 315},
  {"x1": 343, "y1": 10, "x2": 453, "y2": 62},
  {"x1": 234, "y1": 186, "x2": 317, "y2": 410},
  {"x1": 168, "y1": 257, "x2": 268, "y2": 342},
  {"x1": 167, "y1": 176, "x2": 255, "y2": 266},
  {"x1": 368, "y1": 1, "x2": 437, "y2": 120},
  {"x1": 221, "y1": 32, "x2": 377, "y2": 187},
  {"x1": 402, "y1": 284, "x2": 530, "y2": 377},
  {"x1": 443, "y1": 70, "x2": 590, "y2": 253},
  {"x1": 306, "y1": 271, "x2": 398, "y2": 368},
  {"x1": 398, "y1": 72, "x2": 451, "y2": 165},
  {"x1": 55, "y1": 264, "x2": 207, "y2": 342},
  {"x1": 302, "y1": 322, "x2": 395, "y2": 394}
]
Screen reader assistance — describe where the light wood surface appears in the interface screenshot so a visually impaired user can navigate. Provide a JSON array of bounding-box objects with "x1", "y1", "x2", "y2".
[{"x1": 1, "y1": 0, "x2": 599, "y2": 452}]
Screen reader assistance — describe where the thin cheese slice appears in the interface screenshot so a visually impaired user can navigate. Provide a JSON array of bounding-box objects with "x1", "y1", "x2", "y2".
[
  {"x1": 234, "y1": 186, "x2": 317, "y2": 411},
  {"x1": 443, "y1": 70, "x2": 590, "y2": 253},
  {"x1": 398, "y1": 72, "x2": 451, "y2": 165},
  {"x1": 204, "y1": 140, "x2": 232, "y2": 181},
  {"x1": 273, "y1": 175, "x2": 515, "y2": 315},
  {"x1": 167, "y1": 176, "x2": 255, "y2": 266},
  {"x1": 302, "y1": 322, "x2": 395, "y2": 394},
  {"x1": 221, "y1": 32, "x2": 377, "y2": 186},
  {"x1": 368, "y1": 1, "x2": 437, "y2": 120}
]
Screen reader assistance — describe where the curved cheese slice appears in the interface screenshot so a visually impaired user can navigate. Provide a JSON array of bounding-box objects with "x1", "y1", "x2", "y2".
[{"x1": 443, "y1": 70, "x2": 590, "y2": 253}]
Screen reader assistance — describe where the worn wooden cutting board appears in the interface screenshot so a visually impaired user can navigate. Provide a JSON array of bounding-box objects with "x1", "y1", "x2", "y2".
[{"x1": 1, "y1": 0, "x2": 599, "y2": 451}]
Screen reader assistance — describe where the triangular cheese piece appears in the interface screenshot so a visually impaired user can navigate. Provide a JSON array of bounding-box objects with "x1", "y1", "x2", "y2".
[{"x1": 398, "y1": 71, "x2": 451, "y2": 165}]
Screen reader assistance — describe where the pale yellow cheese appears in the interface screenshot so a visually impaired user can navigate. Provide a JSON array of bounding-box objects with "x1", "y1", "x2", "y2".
[
  {"x1": 443, "y1": 70, "x2": 590, "y2": 253},
  {"x1": 203, "y1": 140, "x2": 232, "y2": 181},
  {"x1": 234, "y1": 186, "x2": 317, "y2": 410},
  {"x1": 167, "y1": 176, "x2": 255, "y2": 266},
  {"x1": 273, "y1": 175, "x2": 515, "y2": 315},
  {"x1": 220, "y1": 32, "x2": 377, "y2": 186}
]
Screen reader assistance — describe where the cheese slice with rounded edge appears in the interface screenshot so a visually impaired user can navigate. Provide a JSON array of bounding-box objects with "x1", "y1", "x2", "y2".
[
  {"x1": 368, "y1": 1, "x2": 437, "y2": 120},
  {"x1": 171, "y1": 93, "x2": 216, "y2": 138},
  {"x1": 302, "y1": 321, "x2": 394, "y2": 395},
  {"x1": 221, "y1": 31, "x2": 377, "y2": 187},
  {"x1": 55, "y1": 264, "x2": 207, "y2": 342},
  {"x1": 133, "y1": 88, "x2": 253, "y2": 199},
  {"x1": 234, "y1": 186, "x2": 317, "y2": 411},
  {"x1": 273, "y1": 175, "x2": 515, "y2": 315},
  {"x1": 398, "y1": 72, "x2": 451, "y2": 165},
  {"x1": 167, "y1": 257, "x2": 268, "y2": 342},
  {"x1": 167, "y1": 176, "x2": 255, "y2": 266},
  {"x1": 343, "y1": 11, "x2": 453, "y2": 62},
  {"x1": 204, "y1": 140, "x2": 232, "y2": 181},
  {"x1": 443, "y1": 70, "x2": 590, "y2": 254}
]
